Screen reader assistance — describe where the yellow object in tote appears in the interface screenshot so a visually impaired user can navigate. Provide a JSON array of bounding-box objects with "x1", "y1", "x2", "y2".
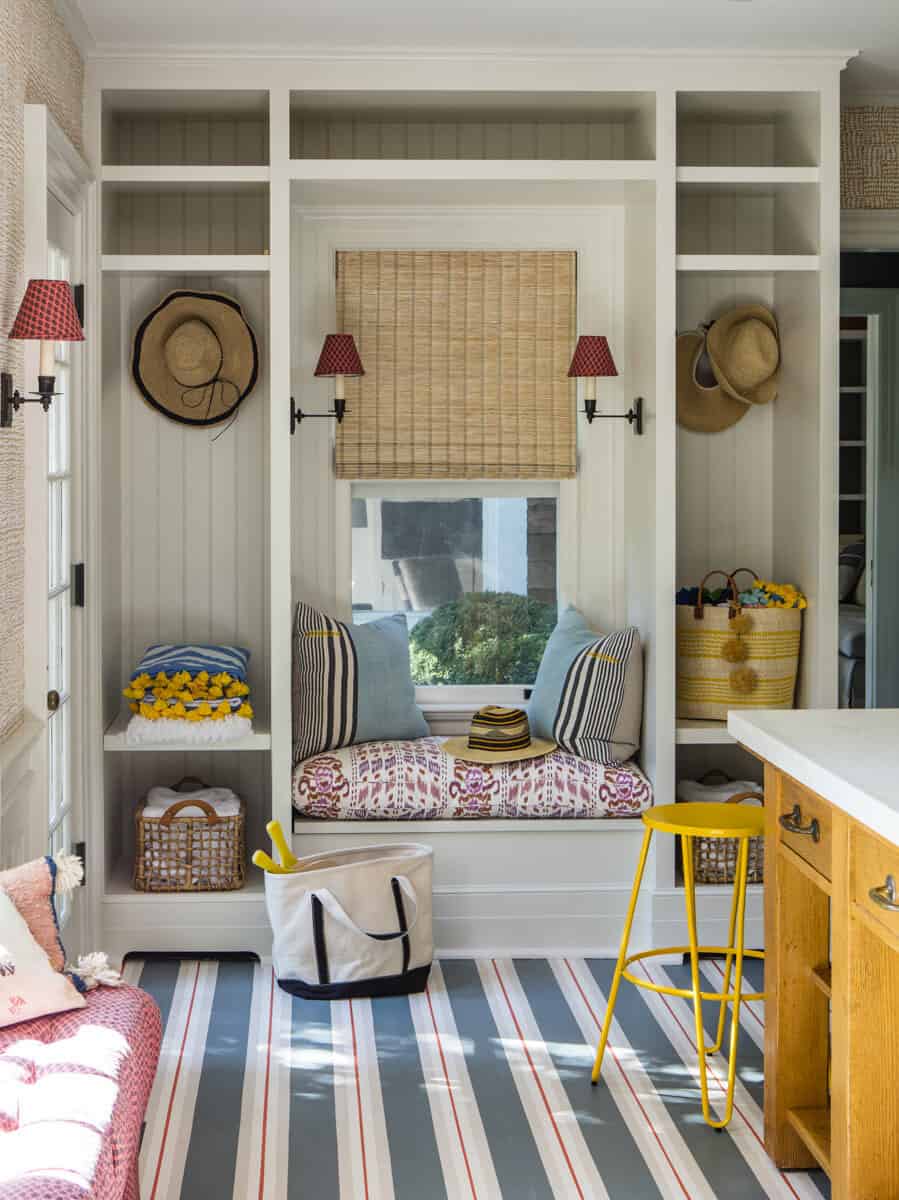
[
  {"x1": 252, "y1": 820, "x2": 299, "y2": 875},
  {"x1": 676, "y1": 569, "x2": 802, "y2": 721}
]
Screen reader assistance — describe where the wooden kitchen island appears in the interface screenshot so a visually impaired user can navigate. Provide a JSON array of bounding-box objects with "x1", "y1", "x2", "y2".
[{"x1": 730, "y1": 709, "x2": 899, "y2": 1200}]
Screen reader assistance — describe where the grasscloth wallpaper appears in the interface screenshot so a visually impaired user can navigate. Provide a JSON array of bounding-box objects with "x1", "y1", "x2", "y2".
[
  {"x1": 841, "y1": 106, "x2": 899, "y2": 209},
  {"x1": 0, "y1": 0, "x2": 83, "y2": 739}
]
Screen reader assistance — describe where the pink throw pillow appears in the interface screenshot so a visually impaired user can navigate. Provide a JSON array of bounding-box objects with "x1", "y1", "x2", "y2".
[
  {"x1": 0, "y1": 890, "x2": 85, "y2": 1029},
  {"x1": 0, "y1": 857, "x2": 71, "y2": 973}
]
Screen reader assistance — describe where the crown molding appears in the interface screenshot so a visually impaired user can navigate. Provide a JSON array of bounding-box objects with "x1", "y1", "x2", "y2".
[
  {"x1": 54, "y1": 0, "x2": 96, "y2": 57},
  {"x1": 84, "y1": 42, "x2": 858, "y2": 67}
]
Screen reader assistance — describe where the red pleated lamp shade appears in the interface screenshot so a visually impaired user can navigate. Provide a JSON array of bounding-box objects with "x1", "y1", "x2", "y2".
[
  {"x1": 8, "y1": 280, "x2": 84, "y2": 342},
  {"x1": 567, "y1": 335, "x2": 617, "y2": 378},
  {"x1": 314, "y1": 334, "x2": 365, "y2": 377}
]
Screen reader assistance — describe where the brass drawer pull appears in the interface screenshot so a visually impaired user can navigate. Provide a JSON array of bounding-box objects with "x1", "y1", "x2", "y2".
[
  {"x1": 779, "y1": 803, "x2": 821, "y2": 843},
  {"x1": 869, "y1": 874, "x2": 899, "y2": 912}
]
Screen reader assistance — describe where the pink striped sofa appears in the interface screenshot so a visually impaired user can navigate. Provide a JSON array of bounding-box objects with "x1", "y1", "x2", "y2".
[{"x1": 0, "y1": 984, "x2": 161, "y2": 1200}]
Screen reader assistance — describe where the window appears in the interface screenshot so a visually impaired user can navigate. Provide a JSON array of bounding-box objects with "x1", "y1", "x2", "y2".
[{"x1": 351, "y1": 483, "x2": 559, "y2": 693}]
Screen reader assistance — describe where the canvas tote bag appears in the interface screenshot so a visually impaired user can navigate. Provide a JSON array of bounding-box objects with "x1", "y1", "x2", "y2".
[
  {"x1": 676, "y1": 569, "x2": 801, "y2": 720},
  {"x1": 265, "y1": 842, "x2": 433, "y2": 998}
]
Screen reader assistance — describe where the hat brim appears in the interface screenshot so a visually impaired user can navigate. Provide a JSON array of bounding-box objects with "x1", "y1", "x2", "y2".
[
  {"x1": 676, "y1": 331, "x2": 750, "y2": 434},
  {"x1": 441, "y1": 736, "x2": 557, "y2": 764},
  {"x1": 706, "y1": 304, "x2": 779, "y2": 406},
  {"x1": 132, "y1": 290, "x2": 259, "y2": 427}
]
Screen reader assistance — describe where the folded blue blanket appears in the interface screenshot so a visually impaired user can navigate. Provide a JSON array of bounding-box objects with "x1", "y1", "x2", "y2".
[{"x1": 130, "y1": 643, "x2": 250, "y2": 683}]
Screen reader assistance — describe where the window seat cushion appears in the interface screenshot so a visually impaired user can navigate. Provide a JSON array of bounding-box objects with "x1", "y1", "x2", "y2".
[{"x1": 293, "y1": 737, "x2": 652, "y2": 820}]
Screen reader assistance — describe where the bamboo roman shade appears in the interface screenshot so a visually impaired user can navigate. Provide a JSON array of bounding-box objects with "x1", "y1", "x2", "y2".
[{"x1": 334, "y1": 250, "x2": 577, "y2": 479}]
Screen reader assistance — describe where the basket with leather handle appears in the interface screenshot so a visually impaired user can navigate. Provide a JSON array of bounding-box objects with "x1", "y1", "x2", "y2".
[
  {"x1": 133, "y1": 775, "x2": 246, "y2": 892},
  {"x1": 676, "y1": 567, "x2": 802, "y2": 720},
  {"x1": 691, "y1": 782, "x2": 765, "y2": 885}
]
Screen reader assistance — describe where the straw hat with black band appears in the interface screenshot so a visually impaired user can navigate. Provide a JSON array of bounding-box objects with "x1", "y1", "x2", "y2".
[
  {"x1": 132, "y1": 290, "x2": 258, "y2": 427},
  {"x1": 443, "y1": 705, "x2": 556, "y2": 765}
]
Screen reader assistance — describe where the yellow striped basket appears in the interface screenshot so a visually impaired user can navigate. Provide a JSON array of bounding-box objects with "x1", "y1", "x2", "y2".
[{"x1": 676, "y1": 605, "x2": 802, "y2": 721}]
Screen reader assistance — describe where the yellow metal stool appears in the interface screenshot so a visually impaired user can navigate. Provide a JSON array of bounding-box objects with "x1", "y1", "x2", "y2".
[{"x1": 591, "y1": 801, "x2": 764, "y2": 1129}]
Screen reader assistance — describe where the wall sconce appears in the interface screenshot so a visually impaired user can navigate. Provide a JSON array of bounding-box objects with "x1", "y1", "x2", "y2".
[
  {"x1": 1, "y1": 280, "x2": 85, "y2": 429},
  {"x1": 290, "y1": 334, "x2": 365, "y2": 435},
  {"x1": 568, "y1": 335, "x2": 643, "y2": 435}
]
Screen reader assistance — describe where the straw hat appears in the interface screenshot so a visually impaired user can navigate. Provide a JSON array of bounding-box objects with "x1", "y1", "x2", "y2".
[
  {"x1": 443, "y1": 705, "x2": 556, "y2": 765},
  {"x1": 132, "y1": 290, "x2": 258, "y2": 426},
  {"x1": 706, "y1": 304, "x2": 780, "y2": 406},
  {"x1": 676, "y1": 330, "x2": 750, "y2": 433}
]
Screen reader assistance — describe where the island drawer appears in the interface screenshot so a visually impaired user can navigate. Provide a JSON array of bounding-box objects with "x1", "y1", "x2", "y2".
[
  {"x1": 776, "y1": 776, "x2": 832, "y2": 881},
  {"x1": 852, "y1": 822, "x2": 899, "y2": 945}
]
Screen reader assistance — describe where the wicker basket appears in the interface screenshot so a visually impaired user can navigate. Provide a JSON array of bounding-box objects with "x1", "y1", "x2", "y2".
[
  {"x1": 692, "y1": 790, "x2": 765, "y2": 885},
  {"x1": 677, "y1": 568, "x2": 802, "y2": 721},
  {"x1": 133, "y1": 777, "x2": 246, "y2": 893}
]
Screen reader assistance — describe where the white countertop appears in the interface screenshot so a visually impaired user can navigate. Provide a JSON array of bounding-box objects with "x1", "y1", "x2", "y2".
[{"x1": 728, "y1": 708, "x2": 899, "y2": 848}]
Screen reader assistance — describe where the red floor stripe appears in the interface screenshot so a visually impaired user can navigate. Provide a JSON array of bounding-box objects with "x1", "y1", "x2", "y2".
[
  {"x1": 348, "y1": 999, "x2": 371, "y2": 1200},
  {"x1": 637, "y1": 961, "x2": 802, "y2": 1200},
  {"x1": 710, "y1": 960, "x2": 765, "y2": 1031},
  {"x1": 149, "y1": 962, "x2": 201, "y2": 1200},
  {"x1": 491, "y1": 960, "x2": 585, "y2": 1200},
  {"x1": 257, "y1": 968, "x2": 276, "y2": 1200},
  {"x1": 562, "y1": 959, "x2": 692, "y2": 1200},
  {"x1": 425, "y1": 984, "x2": 479, "y2": 1200}
]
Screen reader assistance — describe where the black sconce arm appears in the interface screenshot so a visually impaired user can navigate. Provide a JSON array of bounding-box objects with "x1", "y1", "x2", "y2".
[
  {"x1": 290, "y1": 395, "x2": 347, "y2": 435},
  {"x1": 1, "y1": 372, "x2": 59, "y2": 429}
]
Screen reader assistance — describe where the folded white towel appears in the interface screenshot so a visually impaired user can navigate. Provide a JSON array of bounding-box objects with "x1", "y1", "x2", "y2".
[
  {"x1": 144, "y1": 785, "x2": 241, "y2": 818},
  {"x1": 126, "y1": 714, "x2": 253, "y2": 746}
]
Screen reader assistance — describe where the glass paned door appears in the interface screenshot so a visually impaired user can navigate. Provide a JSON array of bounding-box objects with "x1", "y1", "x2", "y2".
[{"x1": 46, "y1": 217, "x2": 75, "y2": 924}]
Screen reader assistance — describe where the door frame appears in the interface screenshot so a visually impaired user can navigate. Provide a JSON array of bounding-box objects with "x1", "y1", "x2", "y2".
[{"x1": 21, "y1": 105, "x2": 98, "y2": 952}]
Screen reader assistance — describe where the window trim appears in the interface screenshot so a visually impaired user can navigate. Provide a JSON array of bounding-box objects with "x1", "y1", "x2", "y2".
[{"x1": 341, "y1": 478, "x2": 574, "y2": 704}]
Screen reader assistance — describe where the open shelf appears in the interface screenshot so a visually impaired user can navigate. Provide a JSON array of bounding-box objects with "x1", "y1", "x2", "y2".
[
  {"x1": 101, "y1": 254, "x2": 270, "y2": 273},
  {"x1": 676, "y1": 166, "x2": 819, "y2": 185},
  {"x1": 677, "y1": 92, "x2": 819, "y2": 168},
  {"x1": 102, "y1": 180, "x2": 269, "y2": 256},
  {"x1": 787, "y1": 1107, "x2": 832, "y2": 1175},
  {"x1": 105, "y1": 855, "x2": 265, "y2": 899},
  {"x1": 677, "y1": 181, "x2": 818, "y2": 256},
  {"x1": 676, "y1": 254, "x2": 821, "y2": 273},
  {"x1": 102, "y1": 89, "x2": 269, "y2": 166},
  {"x1": 676, "y1": 719, "x2": 736, "y2": 745},
  {"x1": 104, "y1": 709, "x2": 271, "y2": 752},
  {"x1": 290, "y1": 90, "x2": 656, "y2": 161},
  {"x1": 103, "y1": 165, "x2": 270, "y2": 185},
  {"x1": 288, "y1": 158, "x2": 657, "y2": 183}
]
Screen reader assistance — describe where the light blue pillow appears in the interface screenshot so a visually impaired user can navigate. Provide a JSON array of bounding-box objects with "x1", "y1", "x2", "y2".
[
  {"x1": 529, "y1": 607, "x2": 643, "y2": 764},
  {"x1": 292, "y1": 604, "x2": 428, "y2": 763}
]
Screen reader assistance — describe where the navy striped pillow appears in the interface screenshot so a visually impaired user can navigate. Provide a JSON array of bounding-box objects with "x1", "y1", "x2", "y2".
[{"x1": 528, "y1": 608, "x2": 643, "y2": 765}]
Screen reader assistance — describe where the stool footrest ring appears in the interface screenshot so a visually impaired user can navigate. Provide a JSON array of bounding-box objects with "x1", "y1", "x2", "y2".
[{"x1": 621, "y1": 945, "x2": 765, "y2": 1003}]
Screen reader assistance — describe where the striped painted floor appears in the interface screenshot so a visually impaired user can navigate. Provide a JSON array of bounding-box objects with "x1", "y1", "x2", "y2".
[{"x1": 123, "y1": 955, "x2": 829, "y2": 1200}]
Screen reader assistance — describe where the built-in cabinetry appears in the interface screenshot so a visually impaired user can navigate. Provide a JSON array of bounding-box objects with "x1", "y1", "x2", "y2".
[
  {"x1": 83, "y1": 55, "x2": 845, "y2": 958},
  {"x1": 758, "y1": 758, "x2": 899, "y2": 1196}
]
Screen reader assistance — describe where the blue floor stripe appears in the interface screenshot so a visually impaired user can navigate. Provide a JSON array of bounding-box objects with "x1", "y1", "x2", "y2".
[
  {"x1": 287, "y1": 993, "x2": 340, "y2": 1200},
  {"x1": 440, "y1": 959, "x2": 555, "y2": 1200},
  {"x1": 180, "y1": 960, "x2": 255, "y2": 1200},
  {"x1": 515, "y1": 958, "x2": 665, "y2": 1200},
  {"x1": 130, "y1": 958, "x2": 180, "y2": 1030},
  {"x1": 371, "y1": 993, "x2": 448, "y2": 1200},
  {"x1": 587, "y1": 958, "x2": 769, "y2": 1199}
]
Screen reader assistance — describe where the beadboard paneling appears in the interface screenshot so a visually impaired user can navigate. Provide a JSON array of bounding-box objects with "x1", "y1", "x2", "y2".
[
  {"x1": 101, "y1": 272, "x2": 270, "y2": 726},
  {"x1": 676, "y1": 273, "x2": 776, "y2": 590},
  {"x1": 292, "y1": 118, "x2": 642, "y2": 161},
  {"x1": 103, "y1": 186, "x2": 270, "y2": 254},
  {"x1": 105, "y1": 112, "x2": 269, "y2": 166}
]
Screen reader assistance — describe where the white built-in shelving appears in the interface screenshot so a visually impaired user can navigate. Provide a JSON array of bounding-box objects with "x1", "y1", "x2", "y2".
[
  {"x1": 84, "y1": 57, "x2": 844, "y2": 955},
  {"x1": 103, "y1": 710, "x2": 272, "y2": 752}
]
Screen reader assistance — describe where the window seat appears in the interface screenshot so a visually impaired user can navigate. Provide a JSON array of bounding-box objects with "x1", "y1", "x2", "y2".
[{"x1": 293, "y1": 736, "x2": 652, "y2": 821}]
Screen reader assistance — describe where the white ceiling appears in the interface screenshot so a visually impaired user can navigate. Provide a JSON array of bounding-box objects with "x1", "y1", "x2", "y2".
[{"x1": 70, "y1": 0, "x2": 899, "y2": 93}]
